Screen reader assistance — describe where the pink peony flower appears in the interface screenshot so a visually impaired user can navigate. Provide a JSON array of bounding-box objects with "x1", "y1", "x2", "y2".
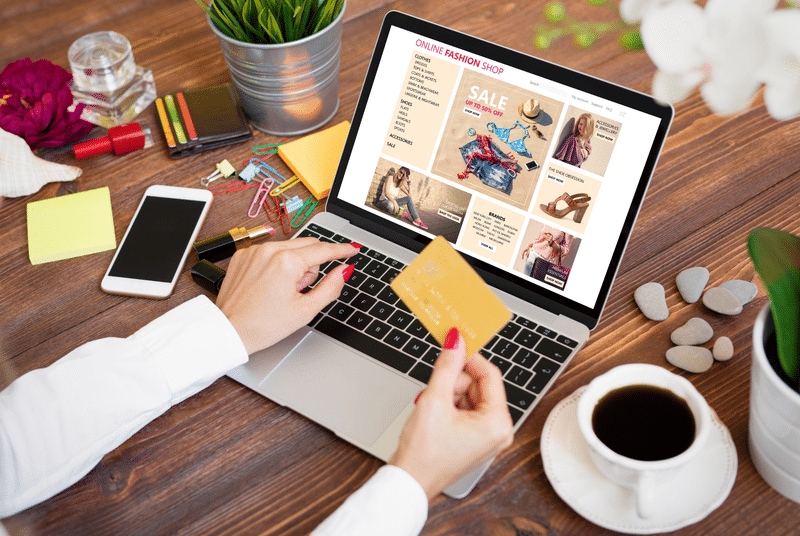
[{"x1": 0, "y1": 58, "x2": 94, "y2": 149}]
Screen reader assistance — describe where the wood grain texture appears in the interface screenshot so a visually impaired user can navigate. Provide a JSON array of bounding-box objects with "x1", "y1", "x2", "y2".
[{"x1": 3, "y1": 0, "x2": 800, "y2": 534}]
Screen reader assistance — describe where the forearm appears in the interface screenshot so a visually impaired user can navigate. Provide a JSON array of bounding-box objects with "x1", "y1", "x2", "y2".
[{"x1": 0, "y1": 296, "x2": 248, "y2": 517}]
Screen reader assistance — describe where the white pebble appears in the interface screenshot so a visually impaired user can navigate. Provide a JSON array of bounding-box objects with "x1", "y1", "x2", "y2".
[
  {"x1": 702, "y1": 287, "x2": 743, "y2": 315},
  {"x1": 666, "y1": 346, "x2": 714, "y2": 373},
  {"x1": 671, "y1": 317, "x2": 714, "y2": 346},
  {"x1": 713, "y1": 337, "x2": 734, "y2": 361},
  {"x1": 634, "y1": 282, "x2": 669, "y2": 321},
  {"x1": 676, "y1": 267, "x2": 709, "y2": 304},
  {"x1": 720, "y1": 280, "x2": 758, "y2": 305}
]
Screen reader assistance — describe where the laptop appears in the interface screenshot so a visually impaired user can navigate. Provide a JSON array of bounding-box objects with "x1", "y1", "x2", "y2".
[{"x1": 227, "y1": 11, "x2": 673, "y2": 498}]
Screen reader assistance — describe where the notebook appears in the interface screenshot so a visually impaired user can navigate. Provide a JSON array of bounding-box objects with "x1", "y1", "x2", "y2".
[
  {"x1": 278, "y1": 121, "x2": 350, "y2": 200},
  {"x1": 227, "y1": 11, "x2": 673, "y2": 498},
  {"x1": 26, "y1": 186, "x2": 116, "y2": 265}
]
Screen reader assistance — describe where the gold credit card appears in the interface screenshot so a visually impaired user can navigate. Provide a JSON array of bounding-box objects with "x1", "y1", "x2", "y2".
[{"x1": 391, "y1": 236, "x2": 512, "y2": 357}]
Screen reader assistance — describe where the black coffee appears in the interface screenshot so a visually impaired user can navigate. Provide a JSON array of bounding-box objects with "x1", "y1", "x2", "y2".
[{"x1": 592, "y1": 384, "x2": 696, "y2": 461}]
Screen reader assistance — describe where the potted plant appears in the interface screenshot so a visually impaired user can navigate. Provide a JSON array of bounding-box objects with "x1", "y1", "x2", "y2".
[
  {"x1": 195, "y1": 0, "x2": 346, "y2": 135},
  {"x1": 747, "y1": 227, "x2": 800, "y2": 503}
]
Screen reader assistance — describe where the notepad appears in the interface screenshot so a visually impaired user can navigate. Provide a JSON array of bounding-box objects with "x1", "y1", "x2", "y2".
[
  {"x1": 278, "y1": 121, "x2": 350, "y2": 200},
  {"x1": 391, "y1": 235, "x2": 512, "y2": 357},
  {"x1": 27, "y1": 187, "x2": 117, "y2": 265}
]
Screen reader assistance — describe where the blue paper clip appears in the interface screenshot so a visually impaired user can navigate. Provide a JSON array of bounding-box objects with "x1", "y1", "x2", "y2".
[
  {"x1": 247, "y1": 158, "x2": 290, "y2": 184},
  {"x1": 248, "y1": 176, "x2": 275, "y2": 218},
  {"x1": 290, "y1": 196, "x2": 319, "y2": 228}
]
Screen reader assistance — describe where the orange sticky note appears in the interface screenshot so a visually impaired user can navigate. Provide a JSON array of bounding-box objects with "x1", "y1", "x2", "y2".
[{"x1": 391, "y1": 236, "x2": 511, "y2": 357}]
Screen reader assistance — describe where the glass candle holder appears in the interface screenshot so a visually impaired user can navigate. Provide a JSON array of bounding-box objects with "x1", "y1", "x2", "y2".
[{"x1": 68, "y1": 31, "x2": 156, "y2": 128}]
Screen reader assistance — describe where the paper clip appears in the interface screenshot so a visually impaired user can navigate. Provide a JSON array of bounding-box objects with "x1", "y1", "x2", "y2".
[
  {"x1": 270, "y1": 175, "x2": 300, "y2": 196},
  {"x1": 253, "y1": 140, "x2": 287, "y2": 155},
  {"x1": 200, "y1": 159, "x2": 236, "y2": 187},
  {"x1": 248, "y1": 176, "x2": 275, "y2": 218},
  {"x1": 252, "y1": 159, "x2": 290, "y2": 184},
  {"x1": 290, "y1": 196, "x2": 320, "y2": 228}
]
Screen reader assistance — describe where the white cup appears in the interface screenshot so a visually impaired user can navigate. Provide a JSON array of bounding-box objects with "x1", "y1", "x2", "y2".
[{"x1": 576, "y1": 364, "x2": 711, "y2": 519}]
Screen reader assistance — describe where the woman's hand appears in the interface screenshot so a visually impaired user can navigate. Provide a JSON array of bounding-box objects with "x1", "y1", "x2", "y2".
[
  {"x1": 389, "y1": 328, "x2": 514, "y2": 500},
  {"x1": 216, "y1": 238, "x2": 360, "y2": 355}
]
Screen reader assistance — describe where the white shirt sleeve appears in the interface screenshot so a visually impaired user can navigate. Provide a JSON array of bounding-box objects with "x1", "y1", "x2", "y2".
[
  {"x1": 0, "y1": 295, "x2": 248, "y2": 518},
  {"x1": 311, "y1": 465, "x2": 428, "y2": 536}
]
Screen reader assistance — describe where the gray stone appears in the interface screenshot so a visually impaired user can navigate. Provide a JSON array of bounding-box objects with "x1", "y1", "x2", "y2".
[
  {"x1": 671, "y1": 317, "x2": 714, "y2": 345},
  {"x1": 634, "y1": 282, "x2": 669, "y2": 321},
  {"x1": 676, "y1": 267, "x2": 709, "y2": 304},
  {"x1": 720, "y1": 279, "x2": 758, "y2": 305},
  {"x1": 713, "y1": 337, "x2": 734, "y2": 361},
  {"x1": 702, "y1": 287, "x2": 743, "y2": 315},
  {"x1": 666, "y1": 346, "x2": 714, "y2": 373}
]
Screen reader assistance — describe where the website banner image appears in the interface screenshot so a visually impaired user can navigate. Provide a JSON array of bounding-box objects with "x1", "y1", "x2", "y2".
[
  {"x1": 551, "y1": 105, "x2": 622, "y2": 177},
  {"x1": 534, "y1": 162, "x2": 601, "y2": 235},
  {"x1": 365, "y1": 157, "x2": 472, "y2": 243},
  {"x1": 431, "y1": 70, "x2": 564, "y2": 211},
  {"x1": 460, "y1": 196, "x2": 527, "y2": 266},
  {"x1": 511, "y1": 220, "x2": 582, "y2": 291}
]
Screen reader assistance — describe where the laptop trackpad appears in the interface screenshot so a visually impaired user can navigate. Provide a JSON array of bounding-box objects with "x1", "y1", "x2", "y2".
[{"x1": 259, "y1": 332, "x2": 420, "y2": 447}]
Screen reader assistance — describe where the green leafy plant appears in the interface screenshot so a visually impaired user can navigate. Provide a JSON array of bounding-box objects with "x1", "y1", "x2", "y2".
[
  {"x1": 748, "y1": 228, "x2": 800, "y2": 387},
  {"x1": 196, "y1": 0, "x2": 344, "y2": 44},
  {"x1": 534, "y1": 0, "x2": 643, "y2": 50}
]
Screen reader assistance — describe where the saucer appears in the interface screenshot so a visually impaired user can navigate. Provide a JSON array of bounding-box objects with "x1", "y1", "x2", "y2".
[{"x1": 541, "y1": 387, "x2": 737, "y2": 534}]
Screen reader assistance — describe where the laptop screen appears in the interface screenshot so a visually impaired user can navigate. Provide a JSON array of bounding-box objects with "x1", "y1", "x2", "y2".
[{"x1": 328, "y1": 12, "x2": 673, "y2": 329}]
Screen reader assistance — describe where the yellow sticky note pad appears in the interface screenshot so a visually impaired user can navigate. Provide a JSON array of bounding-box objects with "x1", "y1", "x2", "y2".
[
  {"x1": 27, "y1": 187, "x2": 117, "y2": 265},
  {"x1": 391, "y1": 236, "x2": 512, "y2": 357}
]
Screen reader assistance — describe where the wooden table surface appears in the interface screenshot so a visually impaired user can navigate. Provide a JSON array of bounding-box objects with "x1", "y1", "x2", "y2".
[{"x1": 2, "y1": 0, "x2": 800, "y2": 534}]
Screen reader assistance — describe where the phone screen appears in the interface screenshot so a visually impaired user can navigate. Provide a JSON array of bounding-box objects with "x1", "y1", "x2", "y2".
[{"x1": 108, "y1": 196, "x2": 208, "y2": 282}]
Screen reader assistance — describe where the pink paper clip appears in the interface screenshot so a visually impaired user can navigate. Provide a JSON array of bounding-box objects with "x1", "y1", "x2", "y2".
[{"x1": 248, "y1": 176, "x2": 275, "y2": 218}]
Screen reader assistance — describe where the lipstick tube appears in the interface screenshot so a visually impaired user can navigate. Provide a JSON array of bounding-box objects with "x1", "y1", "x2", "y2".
[
  {"x1": 194, "y1": 224, "x2": 275, "y2": 262},
  {"x1": 73, "y1": 120, "x2": 154, "y2": 159}
]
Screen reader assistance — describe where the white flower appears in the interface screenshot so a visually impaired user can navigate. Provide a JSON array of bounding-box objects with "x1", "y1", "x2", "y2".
[
  {"x1": 640, "y1": 0, "x2": 792, "y2": 117},
  {"x1": 618, "y1": 0, "x2": 690, "y2": 24},
  {"x1": 759, "y1": 9, "x2": 800, "y2": 120}
]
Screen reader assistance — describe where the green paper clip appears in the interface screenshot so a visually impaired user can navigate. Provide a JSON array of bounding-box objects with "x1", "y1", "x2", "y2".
[
  {"x1": 253, "y1": 140, "x2": 287, "y2": 155},
  {"x1": 290, "y1": 195, "x2": 320, "y2": 228}
]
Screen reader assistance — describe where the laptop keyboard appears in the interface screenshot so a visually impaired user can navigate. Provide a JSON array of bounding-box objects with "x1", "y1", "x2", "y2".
[{"x1": 298, "y1": 223, "x2": 579, "y2": 425}]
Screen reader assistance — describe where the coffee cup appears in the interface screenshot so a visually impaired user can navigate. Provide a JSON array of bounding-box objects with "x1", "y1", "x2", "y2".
[{"x1": 576, "y1": 364, "x2": 711, "y2": 519}]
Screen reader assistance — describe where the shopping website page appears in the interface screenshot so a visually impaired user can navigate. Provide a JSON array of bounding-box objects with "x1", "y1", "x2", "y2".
[{"x1": 339, "y1": 27, "x2": 662, "y2": 309}]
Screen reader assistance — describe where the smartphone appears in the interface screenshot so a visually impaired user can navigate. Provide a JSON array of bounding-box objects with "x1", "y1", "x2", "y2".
[
  {"x1": 101, "y1": 185, "x2": 213, "y2": 299},
  {"x1": 525, "y1": 160, "x2": 540, "y2": 171}
]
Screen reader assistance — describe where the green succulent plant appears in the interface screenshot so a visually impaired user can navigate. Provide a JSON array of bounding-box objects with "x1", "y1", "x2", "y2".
[
  {"x1": 196, "y1": 0, "x2": 344, "y2": 44},
  {"x1": 748, "y1": 227, "x2": 800, "y2": 388}
]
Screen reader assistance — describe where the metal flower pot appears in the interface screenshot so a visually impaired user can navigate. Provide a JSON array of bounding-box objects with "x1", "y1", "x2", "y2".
[{"x1": 207, "y1": 2, "x2": 344, "y2": 136}]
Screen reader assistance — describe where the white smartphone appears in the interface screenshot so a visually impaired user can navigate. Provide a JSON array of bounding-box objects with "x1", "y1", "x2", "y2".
[{"x1": 101, "y1": 185, "x2": 213, "y2": 299}]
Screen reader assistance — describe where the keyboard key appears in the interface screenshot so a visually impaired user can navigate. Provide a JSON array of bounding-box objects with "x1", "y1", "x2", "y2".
[
  {"x1": 512, "y1": 349, "x2": 537, "y2": 369},
  {"x1": 344, "y1": 270, "x2": 366, "y2": 288},
  {"x1": 359, "y1": 277, "x2": 383, "y2": 296},
  {"x1": 380, "y1": 267, "x2": 400, "y2": 284},
  {"x1": 422, "y1": 347, "x2": 440, "y2": 365},
  {"x1": 315, "y1": 317, "x2": 416, "y2": 373},
  {"x1": 385, "y1": 329, "x2": 411, "y2": 349},
  {"x1": 369, "y1": 301, "x2": 395, "y2": 321},
  {"x1": 499, "y1": 322, "x2": 521, "y2": 339},
  {"x1": 535, "y1": 326, "x2": 557, "y2": 339},
  {"x1": 403, "y1": 338, "x2": 429, "y2": 359},
  {"x1": 557, "y1": 335, "x2": 578, "y2": 348},
  {"x1": 297, "y1": 229, "x2": 319, "y2": 239},
  {"x1": 331, "y1": 234, "x2": 351, "y2": 243},
  {"x1": 527, "y1": 357, "x2": 560, "y2": 394},
  {"x1": 328, "y1": 303, "x2": 354, "y2": 322},
  {"x1": 306, "y1": 223, "x2": 333, "y2": 237},
  {"x1": 351, "y1": 253, "x2": 372, "y2": 270},
  {"x1": 337, "y1": 286, "x2": 358, "y2": 304},
  {"x1": 377, "y1": 286, "x2": 399, "y2": 305},
  {"x1": 514, "y1": 329, "x2": 541, "y2": 349},
  {"x1": 504, "y1": 381, "x2": 537, "y2": 410},
  {"x1": 364, "y1": 260, "x2": 389, "y2": 278},
  {"x1": 508, "y1": 405, "x2": 524, "y2": 425},
  {"x1": 507, "y1": 366, "x2": 533, "y2": 387},
  {"x1": 365, "y1": 249, "x2": 386, "y2": 262},
  {"x1": 346, "y1": 310, "x2": 372, "y2": 331},
  {"x1": 490, "y1": 356, "x2": 513, "y2": 375},
  {"x1": 365, "y1": 319, "x2": 392, "y2": 339},
  {"x1": 409, "y1": 362, "x2": 433, "y2": 384},
  {"x1": 351, "y1": 293, "x2": 377, "y2": 312},
  {"x1": 493, "y1": 339, "x2": 520, "y2": 359},
  {"x1": 515, "y1": 316, "x2": 538, "y2": 329},
  {"x1": 535, "y1": 338, "x2": 571, "y2": 363},
  {"x1": 387, "y1": 310, "x2": 413, "y2": 330},
  {"x1": 385, "y1": 257, "x2": 405, "y2": 269},
  {"x1": 406, "y1": 319, "x2": 429, "y2": 339}
]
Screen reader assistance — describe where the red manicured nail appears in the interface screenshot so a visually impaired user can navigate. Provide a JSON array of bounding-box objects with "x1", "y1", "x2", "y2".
[
  {"x1": 414, "y1": 390, "x2": 424, "y2": 404},
  {"x1": 342, "y1": 264, "x2": 355, "y2": 282},
  {"x1": 350, "y1": 242, "x2": 363, "y2": 249},
  {"x1": 444, "y1": 327, "x2": 459, "y2": 350}
]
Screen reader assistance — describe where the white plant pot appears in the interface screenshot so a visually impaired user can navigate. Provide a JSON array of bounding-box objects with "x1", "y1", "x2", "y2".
[{"x1": 749, "y1": 303, "x2": 800, "y2": 503}]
